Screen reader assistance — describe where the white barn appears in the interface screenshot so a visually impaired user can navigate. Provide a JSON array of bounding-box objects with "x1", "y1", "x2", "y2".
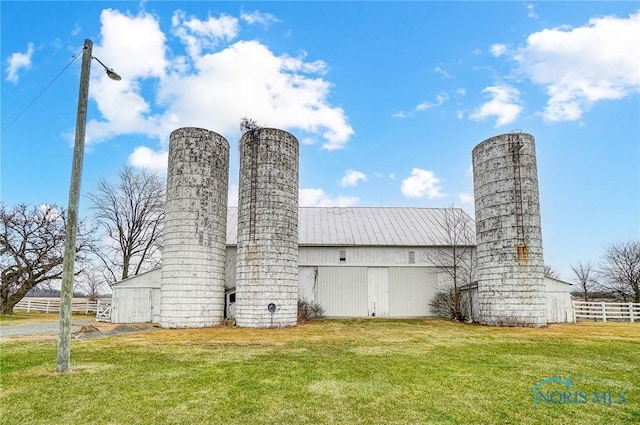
[
  {"x1": 111, "y1": 207, "x2": 471, "y2": 323},
  {"x1": 227, "y1": 207, "x2": 466, "y2": 318},
  {"x1": 109, "y1": 206, "x2": 573, "y2": 323}
]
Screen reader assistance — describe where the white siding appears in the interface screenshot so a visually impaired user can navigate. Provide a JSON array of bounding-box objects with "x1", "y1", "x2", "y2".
[
  {"x1": 111, "y1": 268, "x2": 161, "y2": 323},
  {"x1": 299, "y1": 246, "x2": 446, "y2": 267},
  {"x1": 111, "y1": 288, "x2": 157, "y2": 323},
  {"x1": 389, "y1": 268, "x2": 439, "y2": 317},
  {"x1": 545, "y1": 277, "x2": 574, "y2": 323},
  {"x1": 546, "y1": 294, "x2": 573, "y2": 323},
  {"x1": 299, "y1": 266, "x2": 318, "y2": 301},
  {"x1": 317, "y1": 267, "x2": 367, "y2": 317}
]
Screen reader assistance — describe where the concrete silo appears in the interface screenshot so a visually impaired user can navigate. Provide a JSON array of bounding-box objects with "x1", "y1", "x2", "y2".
[
  {"x1": 472, "y1": 132, "x2": 547, "y2": 327},
  {"x1": 235, "y1": 128, "x2": 299, "y2": 328},
  {"x1": 160, "y1": 128, "x2": 229, "y2": 328}
]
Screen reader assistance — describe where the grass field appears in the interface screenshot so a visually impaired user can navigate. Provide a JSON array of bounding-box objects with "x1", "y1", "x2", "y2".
[
  {"x1": 1, "y1": 317, "x2": 638, "y2": 425},
  {"x1": 0, "y1": 312, "x2": 93, "y2": 326}
]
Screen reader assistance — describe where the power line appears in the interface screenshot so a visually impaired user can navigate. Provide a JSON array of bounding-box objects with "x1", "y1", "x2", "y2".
[{"x1": 1, "y1": 48, "x2": 83, "y2": 136}]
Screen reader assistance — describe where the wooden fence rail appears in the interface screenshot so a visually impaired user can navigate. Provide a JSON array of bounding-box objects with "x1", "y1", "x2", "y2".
[
  {"x1": 14, "y1": 298, "x2": 98, "y2": 314},
  {"x1": 573, "y1": 301, "x2": 640, "y2": 322}
]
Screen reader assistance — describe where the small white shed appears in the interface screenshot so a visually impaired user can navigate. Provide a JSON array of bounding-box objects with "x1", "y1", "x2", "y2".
[
  {"x1": 110, "y1": 268, "x2": 161, "y2": 323},
  {"x1": 544, "y1": 276, "x2": 575, "y2": 323}
]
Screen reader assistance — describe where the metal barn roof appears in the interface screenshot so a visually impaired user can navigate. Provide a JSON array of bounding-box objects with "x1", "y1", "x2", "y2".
[{"x1": 226, "y1": 207, "x2": 475, "y2": 246}]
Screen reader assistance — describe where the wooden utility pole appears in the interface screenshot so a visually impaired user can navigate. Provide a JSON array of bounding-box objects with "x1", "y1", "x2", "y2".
[{"x1": 57, "y1": 39, "x2": 92, "y2": 372}]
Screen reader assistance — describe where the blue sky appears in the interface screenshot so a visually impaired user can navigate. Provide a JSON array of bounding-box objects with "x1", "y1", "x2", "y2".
[{"x1": 1, "y1": 1, "x2": 638, "y2": 280}]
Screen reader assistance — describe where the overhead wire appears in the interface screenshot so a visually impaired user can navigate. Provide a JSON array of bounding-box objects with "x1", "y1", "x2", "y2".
[{"x1": 1, "y1": 48, "x2": 83, "y2": 136}]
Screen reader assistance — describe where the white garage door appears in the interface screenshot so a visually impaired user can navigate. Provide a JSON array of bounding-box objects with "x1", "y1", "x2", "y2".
[
  {"x1": 317, "y1": 266, "x2": 438, "y2": 318},
  {"x1": 317, "y1": 267, "x2": 367, "y2": 317}
]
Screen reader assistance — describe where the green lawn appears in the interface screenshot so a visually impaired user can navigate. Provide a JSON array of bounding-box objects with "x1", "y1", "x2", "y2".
[{"x1": 1, "y1": 319, "x2": 638, "y2": 425}]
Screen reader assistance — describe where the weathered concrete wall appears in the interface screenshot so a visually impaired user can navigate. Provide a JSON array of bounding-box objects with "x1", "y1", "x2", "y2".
[
  {"x1": 160, "y1": 127, "x2": 229, "y2": 328},
  {"x1": 473, "y1": 133, "x2": 547, "y2": 327},
  {"x1": 235, "y1": 128, "x2": 299, "y2": 327}
]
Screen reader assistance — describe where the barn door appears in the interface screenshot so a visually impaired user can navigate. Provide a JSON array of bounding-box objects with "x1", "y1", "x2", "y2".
[{"x1": 367, "y1": 267, "x2": 389, "y2": 317}]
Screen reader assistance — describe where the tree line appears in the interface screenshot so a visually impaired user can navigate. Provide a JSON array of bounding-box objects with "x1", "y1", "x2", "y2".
[
  {"x1": 1, "y1": 167, "x2": 164, "y2": 315},
  {"x1": 569, "y1": 241, "x2": 640, "y2": 303}
]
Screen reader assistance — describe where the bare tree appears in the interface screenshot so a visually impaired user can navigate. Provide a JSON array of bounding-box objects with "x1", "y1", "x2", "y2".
[
  {"x1": 570, "y1": 261, "x2": 600, "y2": 301},
  {"x1": 0, "y1": 204, "x2": 93, "y2": 314},
  {"x1": 427, "y1": 207, "x2": 476, "y2": 321},
  {"x1": 600, "y1": 241, "x2": 640, "y2": 302},
  {"x1": 77, "y1": 269, "x2": 110, "y2": 301},
  {"x1": 543, "y1": 265, "x2": 560, "y2": 279},
  {"x1": 87, "y1": 166, "x2": 165, "y2": 284},
  {"x1": 240, "y1": 117, "x2": 260, "y2": 134}
]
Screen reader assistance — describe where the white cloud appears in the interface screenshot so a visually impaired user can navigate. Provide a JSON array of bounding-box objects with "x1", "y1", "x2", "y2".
[
  {"x1": 128, "y1": 146, "x2": 168, "y2": 173},
  {"x1": 456, "y1": 88, "x2": 466, "y2": 96},
  {"x1": 38, "y1": 204, "x2": 62, "y2": 222},
  {"x1": 434, "y1": 64, "x2": 452, "y2": 78},
  {"x1": 458, "y1": 193, "x2": 474, "y2": 204},
  {"x1": 6, "y1": 42, "x2": 34, "y2": 83},
  {"x1": 469, "y1": 85, "x2": 523, "y2": 126},
  {"x1": 401, "y1": 168, "x2": 445, "y2": 199},
  {"x1": 416, "y1": 92, "x2": 448, "y2": 111},
  {"x1": 172, "y1": 10, "x2": 239, "y2": 58},
  {"x1": 84, "y1": 8, "x2": 353, "y2": 155},
  {"x1": 514, "y1": 11, "x2": 640, "y2": 121},
  {"x1": 157, "y1": 40, "x2": 353, "y2": 149},
  {"x1": 396, "y1": 92, "x2": 448, "y2": 118},
  {"x1": 472, "y1": 48, "x2": 482, "y2": 55},
  {"x1": 299, "y1": 188, "x2": 359, "y2": 207},
  {"x1": 526, "y1": 4, "x2": 538, "y2": 19},
  {"x1": 340, "y1": 170, "x2": 367, "y2": 187},
  {"x1": 490, "y1": 43, "x2": 507, "y2": 57},
  {"x1": 240, "y1": 9, "x2": 280, "y2": 28},
  {"x1": 97, "y1": 9, "x2": 168, "y2": 79}
]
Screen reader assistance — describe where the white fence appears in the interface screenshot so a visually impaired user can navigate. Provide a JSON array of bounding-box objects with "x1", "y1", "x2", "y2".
[
  {"x1": 14, "y1": 298, "x2": 98, "y2": 314},
  {"x1": 573, "y1": 301, "x2": 640, "y2": 322}
]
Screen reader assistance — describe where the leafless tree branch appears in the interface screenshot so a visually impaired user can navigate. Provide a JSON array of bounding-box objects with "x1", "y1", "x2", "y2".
[{"x1": 86, "y1": 166, "x2": 165, "y2": 284}]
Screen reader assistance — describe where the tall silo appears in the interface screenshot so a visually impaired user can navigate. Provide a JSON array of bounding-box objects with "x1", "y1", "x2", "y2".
[
  {"x1": 235, "y1": 128, "x2": 299, "y2": 328},
  {"x1": 160, "y1": 127, "x2": 229, "y2": 328},
  {"x1": 472, "y1": 132, "x2": 547, "y2": 327}
]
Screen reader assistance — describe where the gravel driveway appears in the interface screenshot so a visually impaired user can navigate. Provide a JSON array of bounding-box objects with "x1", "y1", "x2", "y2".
[{"x1": 0, "y1": 319, "x2": 96, "y2": 339}]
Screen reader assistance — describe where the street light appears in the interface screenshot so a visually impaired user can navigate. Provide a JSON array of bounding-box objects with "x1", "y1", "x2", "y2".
[
  {"x1": 56, "y1": 39, "x2": 120, "y2": 373},
  {"x1": 92, "y1": 55, "x2": 122, "y2": 81}
]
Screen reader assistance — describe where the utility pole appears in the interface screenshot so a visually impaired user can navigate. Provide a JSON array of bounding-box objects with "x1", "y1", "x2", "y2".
[
  {"x1": 56, "y1": 39, "x2": 92, "y2": 372},
  {"x1": 55, "y1": 39, "x2": 120, "y2": 372}
]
